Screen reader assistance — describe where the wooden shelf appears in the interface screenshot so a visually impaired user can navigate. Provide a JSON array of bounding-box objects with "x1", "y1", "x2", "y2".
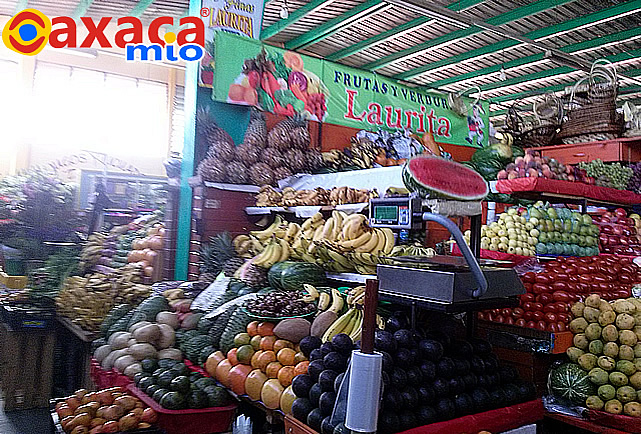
[
  {"x1": 527, "y1": 136, "x2": 641, "y2": 165},
  {"x1": 245, "y1": 203, "x2": 368, "y2": 216}
]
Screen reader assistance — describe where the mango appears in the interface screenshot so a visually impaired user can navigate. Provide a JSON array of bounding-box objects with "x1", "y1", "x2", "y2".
[
  {"x1": 585, "y1": 294, "x2": 602, "y2": 309},
  {"x1": 578, "y1": 353, "x2": 598, "y2": 371},
  {"x1": 598, "y1": 384, "x2": 616, "y2": 401},
  {"x1": 598, "y1": 356, "x2": 616, "y2": 371},
  {"x1": 618, "y1": 344, "x2": 634, "y2": 361},
  {"x1": 584, "y1": 307, "x2": 600, "y2": 323},
  {"x1": 570, "y1": 318, "x2": 588, "y2": 333},
  {"x1": 589, "y1": 340, "x2": 603, "y2": 355}
]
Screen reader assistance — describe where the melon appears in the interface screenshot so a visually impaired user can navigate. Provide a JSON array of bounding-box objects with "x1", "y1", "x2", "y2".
[
  {"x1": 261, "y1": 379, "x2": 284, "y2": 410},
  {"x1": 245, "y1": 369, "x2": 268, "y2": 401},
  {"x1": 402, "y1": 156, "x2": 489, "y2": 201},
  {"x1": 229, "y1": 364, "x2": 253, "y2": 395}
]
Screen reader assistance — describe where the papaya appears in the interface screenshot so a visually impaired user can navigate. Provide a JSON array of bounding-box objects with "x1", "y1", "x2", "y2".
[
  {"x1": 245, "y1": 369, "x2": 268, "y2": 401},
  {"x1": 229, "y1": 364, "x2": 253, "y2": 395},
  {"x1": 215, "y1": 359, "x2": 233, "y2": 388}
]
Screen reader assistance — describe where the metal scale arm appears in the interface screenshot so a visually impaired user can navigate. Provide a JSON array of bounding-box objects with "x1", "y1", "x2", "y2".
[{"x1": 422, "y1": 212, "x2": 488, "y2": 298}]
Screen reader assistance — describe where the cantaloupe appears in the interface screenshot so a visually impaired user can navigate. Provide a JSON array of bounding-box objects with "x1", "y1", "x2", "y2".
[
  {"x1": 205, "y1": 351, "x2": 226, "y2": 377},
  {"x1": 245, "y1": 369, "x2": 268, "y2": 401},
  {"x1": 261, "y1": 379, "x2": 284, "y2": 410},
  {"x1": 280, "y1": 385, "x2": 297, "y2": 415},
  {"x1": 215, "y1": 359, "x2": 233, "y2": 388},
  {"x1": 229, "y1": 364, "x2": 253, "y2": 395}
]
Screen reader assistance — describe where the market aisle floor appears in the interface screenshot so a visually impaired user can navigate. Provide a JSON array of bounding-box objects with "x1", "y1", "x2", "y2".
[{"x1": 0, "y1": 402, "x2": 52, "y2": 434}]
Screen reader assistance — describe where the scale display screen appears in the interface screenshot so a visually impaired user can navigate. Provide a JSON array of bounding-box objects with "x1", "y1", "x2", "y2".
[{"x1": 374, "y1": 205, "x2": 398, "y2": 222}]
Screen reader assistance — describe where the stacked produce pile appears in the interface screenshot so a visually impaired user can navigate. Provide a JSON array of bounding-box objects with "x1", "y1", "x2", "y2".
[
  {"x1": 198, "y1": 232, "x2": 248, "y2": 283},
  {"x1": 255, "y1": 185, "x2": 377, "y2": 207},
  {"x1": 497, "y1": 151, "x2": 593, "y2": 183},
  {"x1": 594, "y1": 208, "x2": 641, "y2": 256},
  {"x1": 54, "y1": 386, "x2": 158, "y2": 433},
  {"x1": 126, "y1": 223, "x2": 166, "y2": 279},
  {"x1": 56, "y1": 264, "x2": 152, "y2": 332},
  {"x1": 196, "y1": 108, "x2": 324, "y2": 186},
  {"x1": 480, "y1": 256, "x2": 641, "y2": 331},
  {"x1": 477, "y1": 208, "x2": 538, "y2": 256},
  {"x1": 578, "y1": 160, "x2": 633, "y2": 190},
  {"x1": 627, "y1": 161, "x2": 641, "y2": 194},
  {"x1": 551, "y1": 295, "x2": 641, "y2": 417}
]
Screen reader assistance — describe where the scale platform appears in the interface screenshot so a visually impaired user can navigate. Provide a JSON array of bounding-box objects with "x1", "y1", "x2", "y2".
[{"x1": 376, "y1": 256, "x2": 524, "y2": 312}]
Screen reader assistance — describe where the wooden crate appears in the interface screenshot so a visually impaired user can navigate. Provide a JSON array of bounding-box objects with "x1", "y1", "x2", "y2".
[
  {"x1": 284, "y1": 415, "x2": 318, "y2": 434},
  {"x1": 492, "y1": 346, "x2": 560, "y2": 398},
  {"x1": 0, "y1": 322, "x2": 55, "y2": 410}
]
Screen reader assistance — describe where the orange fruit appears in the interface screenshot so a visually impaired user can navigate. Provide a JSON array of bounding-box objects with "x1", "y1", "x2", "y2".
[
  {"x1": 258, "y1": 322, "x2": 275, "y2": 336},
  {"x1": 260, "y1": 335, "x2": 277, "y2": 351},
  {"x1": 277, "y1": 348, "x2": 297, "y2": 366},
  {"x1": 294, "y1": 361, "x2": 309, "y2": 376},
  {"x1": 227, "y1": 348, "x2": 239, "y2": 366},
  {"x1": 247, "y1": 321, "x2": 260, "y2": 336},
  {"x1": 277, "y1": 366, "x2": 296, "y2": 387},
  {"x1": 294, "y1": 352, "x2": 307, "y2": 364},
  {"x1": 251, "y1": 350, "x2": 264, "y2": 369},
  {"x1": 250, "y1": 335, "x2": 262, "y2": 351},
  {"x1": 257, "y1": 351, "x2": 277, "y2": 372},
  {"x1": 273, "y1": 339, "x2": 294, "y2": 353},
  {"x1": 236, "y1": 345, "x2": 255, "y2": 365},
  {"x1": 266, "y1": 361, "x2": 283, "y2": 379}
]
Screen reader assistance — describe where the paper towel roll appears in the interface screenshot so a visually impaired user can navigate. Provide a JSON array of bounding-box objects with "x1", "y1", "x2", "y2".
[{"x1": 345, "y1": 351, "x2": 383, "y2": 433}]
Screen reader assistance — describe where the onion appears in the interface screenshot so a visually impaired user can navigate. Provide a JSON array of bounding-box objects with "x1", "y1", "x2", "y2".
[
  {"x1": 615, "y1": 208, "x2": 627, "y2": 219},
  {"x1": 144, "y1": 266, "x2": 154, "y2": 277}
]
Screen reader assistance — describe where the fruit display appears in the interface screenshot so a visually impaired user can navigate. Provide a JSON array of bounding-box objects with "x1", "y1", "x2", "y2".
[
  {"x1": 529, "y1": 203, "x2": 599, "y2": 257},
  {"x1": 480, "y1": 255, "x2": 641, "y2": 331},
  {"x1": 594, "y1": 208, "x2": 641, "y2": 256},
  {"x1": 198, "y1": 232, "x2": 247, "y2": 284},
  {"x1": 578, "y1": 159, "x2": 633, "y2": 190},
  {"x1": 254, "y1": 185, "x2": 377, "y2": 207},
  {"x1": 558, "y1": 294, "x2": 641, "y2": 417},
  {"x1": 56, "y1": 264, "x2": 152, "y2": 332},
  {"x1": 478, "y1": 208, "x2": 537, "y2": 256},
  {"x1": 627, "y1": 161, "x2": 641, "y2": 193},
  {"x1": 79, "y1": 232, "x2": 107, "y2": 273},
  {"x1": 133, "y1": 358, "x2": 231, "y2": 410},
  {"x1": 54, "y1": 386, "x2": 158, "y2": 433},
  {"x1": 244, "y1": 289, "x2": 317, "y2": 318},
  {"x1": 402, "y1": 156, "x2": 489, "y2": 201},
  {"x1": 311, "y1": 286, "x2": 365, "y2": 343},
  {"x1": 196, "y1": 108, "x2": 324, "y2": 186},
  {"x1": 126, "y1": 223, "x2": 166, "y2": 279},
  {"x1": 497, "y1": 151, "x2": 593, "y2": 183},
  {"x1": 465, "y1": 136, "x2": 518, "y2": 182}
]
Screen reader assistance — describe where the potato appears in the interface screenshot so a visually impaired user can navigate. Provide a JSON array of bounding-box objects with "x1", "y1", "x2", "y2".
[
  {"x1": 599, "y1": 300, "x2": 614, "y2": 312},
  {"x1": 586, "y1": 294, "x2": 602, "y2": 309},
  {"x1": 571, "y1": 302, "x2": 586, "y2": 318},
  {"x1": 618, "y1": 344, "x2": 635, "y2": 361},
  {"x1": 634, "y1": 326, "x2": 641, "y2": 341},
  {"x1": 598, "y1": 355, "x2": 616, "y2": 371},
  {"x1": 585, "y1": 323, "x2": 602, "y2": 341},
  {"x1": 586, "y1": 395, "x2": 604, "y2": 410},
  {"x1": 624, "y1": 402, "x2": 641, "y2": 417},
  {"x1": 634, "y1": 343, "x2": 641, "y2": 358},
  {"x1": 605, "y1": 399, "x2": 623, "y2": 415},
  {"x1": 613, "y1": 300, "x2": 636, "y2": 314},
  {"x1": 584, "y1": 307, "x2": 600, "y2": 323},
  {"x1": 603, "y1": 325, "x2": 619, "y2": 342},
  {"x1": 599, "y1": 311, "x2": 616, "y2": 327},
  {"x1": 566, "y1": 347, "x2": 584, "y2": 363},
  {"x1": 578, "y1": 353, "x2": 598, "y2": 371},
  {"x1": 616, "y1": 313, "x2": 635, "y2": 330},
  {"x1": 619, "y1": 330, "x2": 638, "y2": 347},
  {"x1": 570, "y1": 317, "x2": 588, "y2": 333},
  {"x1": 629, "y1": 371, "x2": 641, "y2": 389},
  {"x1": 589, "y1": 340, "x2": 604, "y2": 355},
  {"x1": 573, "y1": 334, "x2": 589, "y2": 350}
]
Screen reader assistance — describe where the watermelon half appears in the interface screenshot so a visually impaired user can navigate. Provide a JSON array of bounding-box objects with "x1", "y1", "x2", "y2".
[{"x1": 402, "y1": 156, "x2": 489, "y2": 201}]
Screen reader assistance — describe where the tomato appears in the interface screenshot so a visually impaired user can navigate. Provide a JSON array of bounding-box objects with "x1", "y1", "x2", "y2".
[
  {"x1": 477, "y1": 312, "x2": 486, "y2": 320},
  {"x1": 551, "y1": 282, "x2": 569, "y2": 292},
  {"x1": 533, "y1": 284, "x2": 549, "y2": 294},
  {"x1": 579, "y1": 275, "x2": 592, "y2": 284},
  {"x1": 521, "y1": 293, "x2": 536, "y2": 302},
  {"x1": 569, "y1": 275, "x2": 579, "y2": 283},
  {"x1": 533, "y1": 302, "x2": 544, "y2": 312},
  {"x1": 515, "y1": 318, "x2": 526, "y2": 327},
  {"x1": 522, "y1": 272, "x2": 536, "y2": 283},
  {"x1": 526, "y1": 321, "x2": 537, "y2": 329},
  {"x1": 523, "y1": 302, "x2": 534, "y2": 311},
  {"x1": 557, "y1": 313, "x2": 571, "y2": 323},
  {"x1": 491, "y1": 309, "x2": 500, "y2": 315},
  {"x1": 513, "y1": 307, "x2": 524, "y2": 318},
  {"x1": 545, "y1": 312, "x2": 558, "y2": 323},
  {"x1": 565, "y1": 266, "x2": 577, "y2": 275},
  {"x1": 592, "y1": 274, "x2": 607, "y2": 283},
  {"x1": 557, "y1": 322, "x2": 567, "y2": 331},
  {"x1": 502, "y1": 308, "x2": 512, "y2": 317},
  {"x1": 555, "y1": 302, "x2": 569, "y2": 313},
  {"x1": 538, "y1": 294, "x2": 554, "y2": 305},
  {"x1": 532, "y1": 311, "x2": 545, "y2": 321},
  {"x1": 535, "y1": 274, "x2": 550, "y2": 284},
  {"x1": 547, "y1": 323, "x2": 559, "y2": 332},
  {"x1": 486, "y1": 313, "x2": 494, "y2": 322},
  {"x1": 523, "y1": 283, "x2": 533, "y2": 293},
  {"x1": 556, "y1": 257, "x2": 566, "y2": 263},
  {"x1": 552, "y1": 291, "x2": 570, "y2": 302},
  {"x1": 543, "y1": 304, "x2": 557, "y2": 313},
  {"x1": 620, "y1": 274, "x2": 633, "y2": 284},
  {"x1": 599, "y1": 282, "x2": 610, "y2": 291},
  {"x1": 555, "y1": 273, "x2": 569, "y2": 281},
  {"x1": 505, "y1": 316, "x2": 515, "y2": 325},
  {"x1": 536, "y1": 321, "x2": 547, "y2": 331},
  {"x1": 576, "y1": 265, "x2": 589, "y2": 274},
  {"x1": 587, "y1": 265, "x2": 598, "y2": 273},
  {"x1": 524, "y1": 311, "x2": 534, "y2": 321},
  {"x1": 579, "y1": 257, "x2": 592, "y2": 264},
  {"x1": 495, "y1": 315, "x2": 505, "y2": 324}
]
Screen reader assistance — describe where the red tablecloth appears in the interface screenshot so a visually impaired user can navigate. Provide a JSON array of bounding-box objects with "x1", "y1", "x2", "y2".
[
  {"x1": 398, "y1": 399, "x2": 544, "y2": 434},
  {"x1": 451, "y1": 245, "x2": 531, "y2": 266},
  {"x1": 495, "y1": 178, "x2": 641, "y2": 205}
]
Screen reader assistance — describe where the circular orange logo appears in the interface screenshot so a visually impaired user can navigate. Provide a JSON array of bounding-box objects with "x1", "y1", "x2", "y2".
[{"x1": 2, "y1": 9, "x2": 51, "y2": 56}]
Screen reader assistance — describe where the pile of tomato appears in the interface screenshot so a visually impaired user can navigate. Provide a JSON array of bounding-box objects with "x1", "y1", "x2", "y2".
[{"x1": 479, "y1": 255, "x2": 641, "y2": 332}]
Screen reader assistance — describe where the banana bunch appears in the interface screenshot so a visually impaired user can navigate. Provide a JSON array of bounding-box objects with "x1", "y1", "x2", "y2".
[
  {"x1": 322, "y1": 294, "x2": 363, "y2": 343},
  {"x1": 79, "y1": 232, "x2": 106, "y2": 270},
  {"x1": 234, "y1": 215, "x2": 302, "y2": 259},
  {"x1": 251, "y1": 235, "x2": 291, "y2": 268}
]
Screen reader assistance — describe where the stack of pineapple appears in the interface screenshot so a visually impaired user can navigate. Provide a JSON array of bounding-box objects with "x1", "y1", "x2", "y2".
[{"x1": 197, "y1": 108, "x2": 324, "y2": 186}]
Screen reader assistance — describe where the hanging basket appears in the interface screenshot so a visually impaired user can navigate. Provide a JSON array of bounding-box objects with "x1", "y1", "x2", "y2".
[
  {"x1": 506, "y1": 94, "x2": 562, "y2": 147},
  {"x1": 448, "y1": 86, "x2": 481, "y2": 117}
]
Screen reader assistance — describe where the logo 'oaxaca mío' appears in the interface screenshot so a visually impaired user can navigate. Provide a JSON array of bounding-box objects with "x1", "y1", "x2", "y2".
[{"x1": 2, "y1": 10, "x2": 205, "y2": 62}]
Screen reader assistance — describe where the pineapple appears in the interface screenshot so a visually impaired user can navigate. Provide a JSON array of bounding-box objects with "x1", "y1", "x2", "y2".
[
  {"x1": 267, "y1": 118, "x2": 294, "y2": 150},
  {"x1": 236, "y1": 143, "x2": 261, "y2": 165},
  {"x1": 199, "y1": 232, "x2": 236, "y2": 280},
  {"x1": 206, "y1": 140, "x2": 236, "y2": 163},
  {"x1": 305, "y1": 149, "x2": 324, "y2": 172},
  {"x1": 225, "y1": 160, "x2": 249, "y2": 184},
  {"x1": 250, "y1": 162, "x2": 275, "y2": 186},
  {"x1": 197, "y1": 106, "x2": 236, "y2": 161},
  {"x1": 285, "y1": 149, "x2": 306, "y2": 173},
  {"x1": 289, "y1": 114, "x2": 311, "y2": 149},
  {"x1": 223, "y1": 257, "x2": 245, "y2": 277},
  {"x1": 241, "y1": 264, "x2": 268, "y2": 288},
  {"x1": 244, "y1": 109, "x2": 267, "y2": 148},
  {"x1": 273, "y1": 166, "x2": 293, "y2": 182},
  {"x1": 262, "y1": 147, "x2": 286, "y2": 169},
  {"x1": 197, "y1": 157, "x2": 226, "y2": 182}
]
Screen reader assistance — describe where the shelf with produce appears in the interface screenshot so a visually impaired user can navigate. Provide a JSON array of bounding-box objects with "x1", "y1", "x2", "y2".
[
  {"x1": 325, "y1": 272, "x2": 374, "y2": 284},
  {"x1": 476, "y1": 320, "x2": 573, "y2": 354},
  {"x1": 245, "y1": 203, "x2": 368, "y2": 217}
]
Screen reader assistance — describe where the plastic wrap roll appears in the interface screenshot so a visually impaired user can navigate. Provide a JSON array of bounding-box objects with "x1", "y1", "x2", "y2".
[{"x1": 345, "y1": 351, "x2": 382, "y2": 432}]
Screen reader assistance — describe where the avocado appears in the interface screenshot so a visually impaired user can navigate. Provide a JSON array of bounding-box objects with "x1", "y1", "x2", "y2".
[
  {"x1": 203, "y1": 385, "x2": 229, "y2": 407},
  {"x1": 334, "y1": 372, "x2": 345, "y2": 393},
  {"x1": 152, "y1": 388, "x2": 168, "y2": 402},
  {"x1": 386, "y1": 313, "x2": 409, "y2": 333},
  {"x1": 417, "y1": 405, "x2": 437, "y2": 425},
  {"x1": 417, "y1": 385, "x2": 436, "y2": 404},
  {"x1": 170, "y1": 362, "x2": 190, "y2": 377},
  {"x1": 420, "y1": 361, "x2": 436, "y2": 381},
  {"x1": 471, "y1": 388, "x2": 491, "y2": 411},
  {"x1": 406, "y1": 366, "x2": 423, "y2": 384},
  {"x1": 399, "y1": 411, "x2": 418, "y2": 431},
  {"x1": 307, "y1": 408, "x2": 324, "y2": 431},
  {"x1": 319, "y1": 391, "x2": 337, "y2": 416},
  {"x1": 146, "y1": 384, "x2": 161, "y2": 397},
  {"x1": 157, "y1": 370, "x2": 176, "y2": 388},
  {"x1": 308, "y1": 360, "x2": 325, "y2": 381},
  {"x1": 453, "y1": 359, "x2": 471, "y2": 375},
  {"x1": 437, "y1": 357, "x2": 455, "y2": 378},
  {"x1": 400, "y1": 386, "x2": 419, "y2": 409},
  {"x1": 309, "y1": 383, "x2": 323, "y2": 407},
  {"x1": 448, "y1": 377, "x2": 465, "y2": 395},
  {"x1": 499, "y1": 366, "x2": 518, "y2": 384},
  {"x1": 378, "y1": 411, "x2": 400, "y2": 434},
  {"x1": 381, "y1": 371, "x2": 390, "y2": 387},
  {"x1": 292, "y1": 398, "x2": 313, "y2": 422},
  {"x1": 375, "y1": 330, "x2": 397, "y2": 353},
  {"x1": 489, "y1": 388, "x2": 507, "y2": 408},
  {"x1": 292, "y1": 374, "x2": 315, "y2": 398},
  {"x1": 331, "y1": 333, "x2": 353, "y2": 356},
  {"x1": 187, "y1": 389, "x2": 208, "y2": 409},
  {"x1": 321, "y1": 416, "x2": 338, "y2": 434},
  {"x1": 152, "y1": 368, "x2": 167, "y2": 378},
  {"x1": 435, "y1": 398, "x2": 456, "y2": 421},
  {"x1": 382, "y1": 388, "x2": 403, "y2": 412},
  {"x1": 432, "y1": 378, "x2": 450, "y2": 396},
  {"x1": 141, "y1": 358, "x2": 158, "y2": 373},
  {"x1": 454, "y1": 340, "x2": 474, "y2": 358},
  {"x1": 333, "y1": 422, "x2": 350, "y2": 434},
  {"x1": 409, "y1": 348, "x2": 420, "y2": 364},
  {"x1": 502, "y1": 384, "x2": 520, "y2": 405},
  {"x1": 133, "y1": 372, "x2": 145, "y2": 386},
  {"x1": 318, "y1": 370, "x2": 339, "y2": 392},
  {"x1": 454, "y1": 393, "x2": 474, "y2": 416},
  {"x1": 190, "y1": 371, "x2": 203, "y2": 383},
  {"x1": 390, "y1": 367, "x2": 408, "y2": 388},
  {"x1": 320, "y1": 342, "x2": 335, "y2": 356},
  {"x1": 138, "y1": 376, "x2": 156, "y2": 391},
  {"x1": 394, "y1": 348, "x2": 414, "y2": 368},
  {"x1": 483, "y1": 354, "x2": 500, "y2": 371},
  {"x1": 310, "y1": 349, "x2": 323, "y2": 361},
  {"x1": 170, "y1": 376, "x2": 191, "y2": 394},
  {"x1": 159, "y1": 391, "x2": 186, "y2": 410},
  {"x1": 323, "y1": 352, "x2": 347, "y2": 371},
  {"x1": 478, "y1": 374, "x2": 491, "y2": 389},
  {"x1": 158, "y1": 358, "x2": 179, "y2": 369},
  {"x1": 380, "y1": 351, "x2": 394, "y2": 373},
  {"x1": 462, "y1": 373, "x2": 478, "y2": 390},
  {"x1": 418, "y1": 339, "x2": 444, "y2": 362},
  {"x1": 194, "y1": 377, "x2": 216, "y2": 391},
  {"x1": 471, "y1": 338, "x2": 493, "y2": 355},
  {"x1": 470, "y1": 356, "x2": 486, "y2": 374},
  {"x1": 299, "y1": 336, "x2": 323, "y2": 357},
  {"x1": 393, "y1": 329, "x2": 417, "y2": 348},
  {"x1": 488, "y1": 372, "x2": 501, "y2": 388},
  {"x1": 515, "y1": 382, "x2": 536, "y2": 402}
]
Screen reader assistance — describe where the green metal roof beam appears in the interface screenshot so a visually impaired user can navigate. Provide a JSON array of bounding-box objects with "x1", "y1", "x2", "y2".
[
  {"x1": 130, "y1": 0, "x2": 156, "y2": 18},
  {"x1": 397, "y1": 0, "x2": 641, "y2": 81},
  {"x1": 285, "y1": 0, "x2": 387, "y2": 50},
  {"x1": 72, "y1": 0, "x2": 95, "y2": 19},
  {"x1": 261, "y1": 0, "x2": 335, "y2": 40},
  {"x1": 326, "y1": 0, "x2": 487, "y2": 61},
  {"x1": 429, "y1": 27, "x2": 641, "y2": 88}
]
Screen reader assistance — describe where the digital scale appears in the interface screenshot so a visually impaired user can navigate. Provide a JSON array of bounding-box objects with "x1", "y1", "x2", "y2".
[{"x1": 368, "y1": 196, "x2": 524, "y2": 312}]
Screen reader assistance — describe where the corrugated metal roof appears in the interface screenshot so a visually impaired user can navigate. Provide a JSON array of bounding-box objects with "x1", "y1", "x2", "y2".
[{"x1": 2, "y1": 0, "x2": 640, "y2": 118}]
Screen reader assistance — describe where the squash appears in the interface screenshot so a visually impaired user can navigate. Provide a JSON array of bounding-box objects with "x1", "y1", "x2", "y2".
[
  {"x1": 273, "y1": 318, "x2": 311, "y2": 343},
  {"x1": 215, "y1": 359, "x2": 233, "y2": 388},
  {"x1": 156, "y1": 324, "x2": 175, "y2": 349},
  {"x1": 114, "y1": 355, "x2": 136, "y2": 373},
  {"x1": 549, "y1": 363, "x2": 596, "y2": 405},
  {"x1": 102, "y1": 349, "x2": 128, "y2": 370},
  {"x1": 93, "y1": 345, "x2": 112, "y2": 363},
  {"x1": 156, "y1": 312, "x2": 179, "y2": 329},
  {"x1": 128, "y1": 321, "x2": 151, "y2": 334},
  {"x1": 108, "y1": 332, "x2": 131, "y2": 350},
  {"x1": 229, "y1": 364, "x2": 253, "y2": 395},
  {"x1": 245, "y1": 369, "x2": 268, "y2": 401},
  {"x1": 205, "y1": 351, "x2": 226, "y2": 377},
  {"x1": 132, "y1": 324, "x2": 160, "y2": 343},
  {"x1": 261, "y1": 379, "x2": 284, "y2": 410},
  {"x1": 123, "y1": 363, "x2": 143, "y2": 379},
  {"x1": 280, "y1": 385, "x2": 297, "y2": 415},
  {"x1": 128, "y1": 343, "x2": 157, "y2": 361},
  {"x1": 157, "y1": 348, "x2": 182, "y2": 361}
]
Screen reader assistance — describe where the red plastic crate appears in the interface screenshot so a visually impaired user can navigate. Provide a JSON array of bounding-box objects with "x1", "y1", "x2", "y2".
[
  {"x1": 127, "y1": 384, "x2": 237, "y2": 434},
  {"x1": 90, "y1": 359, "x2": 133, "y2": 389}
]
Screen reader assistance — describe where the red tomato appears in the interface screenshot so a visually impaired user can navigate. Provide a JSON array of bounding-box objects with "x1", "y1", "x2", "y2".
[
  {"x1": 557, "y1": 322, "x2": 567, "y2": 331},
  {"x1": 502, "y1": 308, "x2": 512, "y2": 317},
  {"x1": 495, "y1": 315, "x2": 505, "y2": 324},
  {"x1": 565, "y1": 266, "x2": 577, "y2": 275},
  {"x1": 523, "y1": 302, "x2": 534, "y2": 311},
  {"x1": 621, "y1": 275, "x2": 633, "y2": 284},
  {"x1": 505, "y1": 316, "x2": 515, "y2": 325},
  {"x1": 543, "y1": 304, "x2": 558, "y2": 313},
  {"x1": 556, "y1": 257, "x2": 566, "y2": 263},
  {"x1": 555, "y1": 273, "x2": 569, "y2": 281},
  {"x1": 593, "y1": 274, "x2": 607, "y2": 283},
  {"x1": 523, "y1": 283, "x2": 533, "y2": 293},
  {"x1": 555, "y1": 302, "x2": 570, "y2": 313},
  {"x1": 477, "y1": 312, "x2": 486, "y2": 320},
  {"x1": 547, "y1": 323, "x2": 559, "y2": 332},
  {"x1": 522, "y1": 272, "x2": 536, "y2": 283},
  {"x1": 576, "y1": 265, "x2": 589, "y2": 274},
  {"x1": 526, "y1": 321, "x2": 537, "y2": 329},
  {"x1": 521, "y1": 294, "x2": 536, "y2": 302},
  {"x1": 536, "y1": 321, "x2": 547, "y2": 331},
  {"x1": 552, "y1": 291, "x2": 570, "y2": 302},
  {"x1": 513, "y1": 307, "x2": 524, "y2": 318},
  {"x1": 537, "y1": 294, "x2": 553, "y2": 304},
  {"x1": 532, "y1": 311, "x2": 545, "y2": 321},
  {"x1": 491, "y1": 309, "x2": 500, "y2": 315},
  {"x1": 552, "y1": 282, "x2": 569, "y2": 291},
  {"x1": 557, "y1": 313, "x2": 571, "y2": 323},
  {"x1": 579, "y1": 275, "x2": 592, "y2": 284},
  {"x1": 545, "y1": 312, "x2": 558, "y2": 323},
  {"x1": 535, "y1": 274, "x2": 550, "y2": 284},
  {"x1": 533, "y1": 302, "x2": 544, "y2": 311},
  {"x1": 579, "y1": 257, "x2": 592, "y2": 264},
  {"x1": 532, "y1": 284, "x2": 549, "y2": 294},
  {"x1": 587, "y1": 265, "x2": 598, "y2": 274},
  {"x1": 524, "y1": 311, "x2": 534, "y2": 321},
  {"x1": 515, "y1": 318, "x2": 526, "y2": 327},
  {"x1": 486, "y1": 313, "x2": 494, "y2": 322}
]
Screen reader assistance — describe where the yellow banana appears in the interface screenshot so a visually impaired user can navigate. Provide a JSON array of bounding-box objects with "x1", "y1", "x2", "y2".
[
  {"x1": 322, "y1": 308, "x2": 356, "y2": 342},
  {"x1": 303, "y1": 284, "x2": 320, "y2": 299},
  {"x1": 233, "y1": 234, "x2": 250, "y2": 250},
  {"x1": 332, "y1": 210, "x2": 344, "y2": 233},
  {"x1": 286, "y1": 222, "x2": 301, "y2": 241},
  {"x1": 339, "y1": 230, "x2": 372, "y2": 249},
  {"x1": 371, "y1": 229, "x2": 387, "y2": 254},
  {"x1": 301, "y1": 218, "x2": 313, "y2": 231},
  {"x1": 249, "y1": 235, "x2": 265, "y2": 254},
  {"x1": 312, "y1": 226, "x2": 324, "y2": 242},
  {"x1": 277, "y1": 238, "x2": 290, "y2": 262},
  {"x1": 328, "y1": 249, "x2": 353, "y2": 269},
  {"x1": 355, "y1": 230, "x2": 379, "y2": 253},
  {"x1": 322, "y1": 217, "x2": 336, "y2": 241},
  {"x1": 349, "y1": 310, "x2": 363, "y2": 341},
  {"x1": 318, "y1": 292, "x2": 331, "y2": 311},
  {"x1": 328, "y1": 288, "x2": 345, "y2": 314},
  {"x1": 250, "y1": 215, "x2": 283, "y2": 240},
  {"x1": 252, "y1": 240, "x2": 277, "y2": 267},
  {"x1": 311, "y1": 212, "x2": 324, "y2": 224},
  {"x1": 380, "y1": 228, "x2": 395, "y2": 254}
]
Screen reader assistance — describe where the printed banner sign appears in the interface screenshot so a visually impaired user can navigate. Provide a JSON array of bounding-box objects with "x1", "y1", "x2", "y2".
[{"x1": 209, "y1": 32, "x2": 489, "y2": 147}]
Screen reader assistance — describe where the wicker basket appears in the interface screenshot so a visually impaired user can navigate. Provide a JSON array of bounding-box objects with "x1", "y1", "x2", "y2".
[{"x1": 506, "y1": 94, "x2": 562, "y2": 147}]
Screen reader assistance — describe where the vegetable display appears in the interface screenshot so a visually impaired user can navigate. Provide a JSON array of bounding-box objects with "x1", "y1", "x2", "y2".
[
  {"x1": 594, "y1": 209, "x2": 641, "y2": 256},
  {"x1": 255, "y1": 185, "x2": 377, "y2": 207}
]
